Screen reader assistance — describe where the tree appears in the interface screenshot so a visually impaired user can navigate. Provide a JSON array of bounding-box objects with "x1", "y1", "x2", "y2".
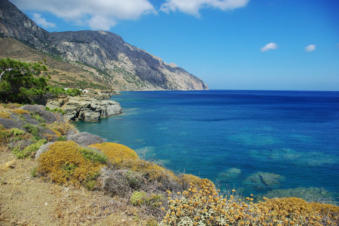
[{"x1": 0, "y1": 58, "x2": 49, "y2": 104}]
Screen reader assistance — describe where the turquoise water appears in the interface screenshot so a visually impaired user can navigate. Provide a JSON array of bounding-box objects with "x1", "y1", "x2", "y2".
[{"x1": 75, "y1": 90, "x2": 339, "y2": 200}]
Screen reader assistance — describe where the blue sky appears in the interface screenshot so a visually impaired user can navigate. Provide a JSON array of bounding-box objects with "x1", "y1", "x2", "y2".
[{"x1": 12, "y1": 0, "x2": 339, "y2": 90}]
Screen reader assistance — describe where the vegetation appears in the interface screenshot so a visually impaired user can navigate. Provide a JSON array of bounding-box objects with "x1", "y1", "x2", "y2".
[
  {"x1": 0, "y1": 58, "x2": 81, "y2": 104},
  {"x1": 162, "y1": 180, "x2": 339, "y2": 225},
  {"x1": 12, "y1": 139, "x2": 46, "y2": 159},
  {"x1": 0, "y1": 58, "x2": 49, "y2": 104},
  {"x1": 46, "y1": 121, "x2": 76, "y2": 137},
  {"x1": 130, "y1": 191, "x2": 164, "y2": 208},
  {"x1": 119, "y1": 159, "x2": 179, "y2": 183},
  {"x1": 1, "y1": 103, "x2": 339, "y2": 225},
  {"x1": 79, "y1": 147, "x2": 108, "y2": 164},
  {"x1": 89, "y1": 142, "x2": 139, "y2": 164},
  {"x1": 37, "y1": 141, "x2": 103, "y2": 186}
]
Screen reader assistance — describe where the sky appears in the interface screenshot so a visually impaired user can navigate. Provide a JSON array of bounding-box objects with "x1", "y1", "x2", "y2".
[{"x1": 11, "y1": 0, "x2": 339, "y2": 91}]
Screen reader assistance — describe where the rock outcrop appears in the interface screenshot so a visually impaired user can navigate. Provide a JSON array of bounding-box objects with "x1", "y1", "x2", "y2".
[
  {"x1": 47, "y1": 96, "x2": 122, "y2": 122},
  {"x1": 0, "y1": 0, "x2": 208, "y2": 91}
]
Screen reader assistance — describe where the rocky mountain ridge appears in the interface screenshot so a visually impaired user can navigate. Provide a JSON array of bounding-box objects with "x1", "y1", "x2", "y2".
[{"x1": 0, "y1": 0, "x2": 208, "y2": 91}]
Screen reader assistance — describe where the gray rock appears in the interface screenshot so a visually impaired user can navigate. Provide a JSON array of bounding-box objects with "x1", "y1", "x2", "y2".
[
  {"x1": 217, "y1": 168, "x2": 242, "y2": 182},
  {"x1": 22, "y1": 105, "x2": 58, "y2": 123},
  {"x1": 35, "y1": 142, "x2": 53, "y2": 159},
  {"x1": 20, "y1": 114, "x2": 39, "y2": 125},
  {"x1": 264, "y1": 187, "x2": 336, "y2": 204},
  {"x1": 47, "y1": 96, "x2": 122, "y2": 122},
  {"x1": 244, "y1": 171, "x2": 284, "y2": 190},
  {"x1": 0, "y1": 118, "x2": 22, "y2": 129},
  {"x1": 67, "y1": 132, "x2": 104, "y2": 146}
]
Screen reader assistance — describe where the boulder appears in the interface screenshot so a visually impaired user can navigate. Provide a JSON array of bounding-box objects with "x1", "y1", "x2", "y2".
[
  {"x1": 47, "y1": 96, "x2": 122, "y2": 122},
  {"x1": 35, "y1": 142, "x2": 53, "y2": 159},
  {"x1": 0, "y1": 118, "x2": 22, "y2": 129},
  {"x1": 67, "y1": 132, "x2": 104, "y2": 146},
  {"x1": 22, "y1": 105, "x2": 58, "y2": 123},
  {"x1": 244, "y1": 171, "x2": 284, "y2": 190}
]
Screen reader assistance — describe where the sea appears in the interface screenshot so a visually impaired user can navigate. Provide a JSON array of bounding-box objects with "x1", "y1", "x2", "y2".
[{"x1": 75, "y1": 90, "x2": 339, "y2": 202}]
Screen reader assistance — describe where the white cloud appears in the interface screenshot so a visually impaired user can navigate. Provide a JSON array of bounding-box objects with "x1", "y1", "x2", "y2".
[
  {"x1": 32, "y1": 13, "x2": 55, "y2": 28},
  {"x1": 160, "y1": 0, "x2": 250, "y2": 16},
  {"x1": 11, "y1": 0, "x2": 155, "y2": 30},
  {"x1": 305, "y1": 44, "x2": 316, "y2": 52},
  {"x1": 261, "y1": 42, "x2": 278, "y2": 52}
]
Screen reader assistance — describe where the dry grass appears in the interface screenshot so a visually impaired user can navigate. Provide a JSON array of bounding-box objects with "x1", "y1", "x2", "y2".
[
  {"x1": 89, "y1": 142, "x2": 139, "y2": 164},
  {"x1": 9, "y1": 108, "x2": 30, "y2": 115},
  {"x1": 162, "y1": 180, "x2": 339, "y2": 225},
  {"x1": 46, "y1": 121, "x2": 77, "y2": 137},
  {"x1": 37, "y1": 141, "x2": 103, "y2": 186},
  {"x1": 0, "y1": 150, "x2": 156, "y2": 225},
  {"x1": 119, "y1": 159, "x2": 179, "y2": 183}
]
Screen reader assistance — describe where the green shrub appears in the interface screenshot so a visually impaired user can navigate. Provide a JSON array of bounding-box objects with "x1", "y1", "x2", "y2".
[
  {"x1": 130, "y1": 191, "x2": 164, "y2": 208},
  {"x1": 23, "y1": 123, "x2": 40, "y2": 139},
  {"x1": 31, "y1": 167, "x2": 38, "y2": 177},
  {"x1": 79, "y1": 147, "x2": 108, "y2": 164},
  {"x1": 12, "y1": 139, "x2": 46, "y2": 159},
  {"x1": 56, "y1": 136, "x2": 67, "y2": 141},
  {"x1": 31, "y1": 113, "x2": 45, "y2": 123},
  {"x1": 130, "y1": 191, "x2": 148, "y2": 206},
  {"x1": 65, "y1": 88, "x2": 81, "y2": 96},
  {"x1": 0, "y1": 58, "x2": 48, "y2": 104},
  {"x1": 9, "y1": 128, "x2": 25, "y2": 136},
  {"x1": 45, "y1": 107, "x2": 65, "y2": 115}
]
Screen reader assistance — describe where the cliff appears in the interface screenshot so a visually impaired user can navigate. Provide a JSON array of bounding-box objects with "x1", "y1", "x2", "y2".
[{"x1": 0, "y1": 0, "x2": 208, "y2": 91}]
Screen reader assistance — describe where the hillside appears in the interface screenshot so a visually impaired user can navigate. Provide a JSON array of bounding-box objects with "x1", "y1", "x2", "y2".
[
  {"x1": 0, "y1": 38, "x2": 111, "y2": 90},
  {"x1": 0, "y1": 0, "x2": 208, "y2": 91},
  {"x1": 0, "y1": 103, "x2": 338, "y2": 225}
]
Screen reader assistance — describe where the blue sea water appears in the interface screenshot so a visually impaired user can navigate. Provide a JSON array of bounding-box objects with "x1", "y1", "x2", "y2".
[{"x1": 75, "y1": 90, "x2": 339, "y2": 200}]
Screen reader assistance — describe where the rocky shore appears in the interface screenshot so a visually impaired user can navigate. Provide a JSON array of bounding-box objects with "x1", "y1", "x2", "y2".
[{"x1": 46, "y1": 91, "x2": 122, "y2": 122}]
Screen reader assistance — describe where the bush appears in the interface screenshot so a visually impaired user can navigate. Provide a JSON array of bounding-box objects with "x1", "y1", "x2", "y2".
[
  {"x1": 130, "y1": 191, "x2": 148, "y2": 206},
  {"x1": 23, "y1": 123, "x2": 40, "y2": 139},
  {"x1": 0, "y1": 58, "x2": 49, "y2": 104},
  {"x1": 9, "y1": 128, "x2": 26, "y2": 136},
  {"x1": 130, "y1": 191, "x2": 164, "y2": 208},
  {"x1": 180, "y1": 174, "x2": 205, "y2": 189},
  {"x1": 79, "y1": 147, "x2": 108, "y2": 164},
  {"x1": 47, "y1": 122, "x2": 76, "y2": 137},
  {"x1": 161, "y1": 180, "x2": 339, "y2": 225},
  {"x1": 119, "y1": 159, "x2": 179, "y2": 185},
  {"x1": 89, "y1": 142, "x2": 139, "y2": 164},
  {"x1": 65, "y1": 88, "x2": 81, "y2": 96},
  {"x1": 12, "y1": 139, "x2": 46, "y2": 159},
  {"x1": 10, "y1": 108, "x2": 29, "y2": 115},
  {"x1": 0, "y1": 58, "x2": 81, "y2": 104},
  {"x1": 0, "y1": 108, "x2": 11, "y2": 118},
  {"x1": 37, "y1": 141, "x2": 103, "y2": 186}
]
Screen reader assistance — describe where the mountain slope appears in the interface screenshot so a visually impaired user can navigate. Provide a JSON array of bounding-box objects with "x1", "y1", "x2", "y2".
[
  {"x1": 0, "y1": 37, "x2": 111, "y2": 90},
  {"x1": 0, "y1": 0, "x2": 208, "y2": 91}
]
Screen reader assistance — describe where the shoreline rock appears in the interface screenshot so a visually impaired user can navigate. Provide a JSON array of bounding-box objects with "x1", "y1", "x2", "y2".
[{"x1": 47, "y1": 96, "x2": 122, "y2": 122}]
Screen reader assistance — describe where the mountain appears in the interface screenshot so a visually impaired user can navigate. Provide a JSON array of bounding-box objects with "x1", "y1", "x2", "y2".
[
  {"x1": 0, "y1": 37, "x2": 111, "y2": 90},
  {"x1": 0, "y1": 0, "x2": 208, "y2": 91}
]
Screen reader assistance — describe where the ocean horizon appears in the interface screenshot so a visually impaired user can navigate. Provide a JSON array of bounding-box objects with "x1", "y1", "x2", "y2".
[{"x1": 75, "y1": 90, "x2": 339, "y2": 202}]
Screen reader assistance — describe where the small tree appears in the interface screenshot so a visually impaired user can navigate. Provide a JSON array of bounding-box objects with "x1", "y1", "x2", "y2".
[{"x1": 0, "y1": 58, "x2": 49, "y2": 104}]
